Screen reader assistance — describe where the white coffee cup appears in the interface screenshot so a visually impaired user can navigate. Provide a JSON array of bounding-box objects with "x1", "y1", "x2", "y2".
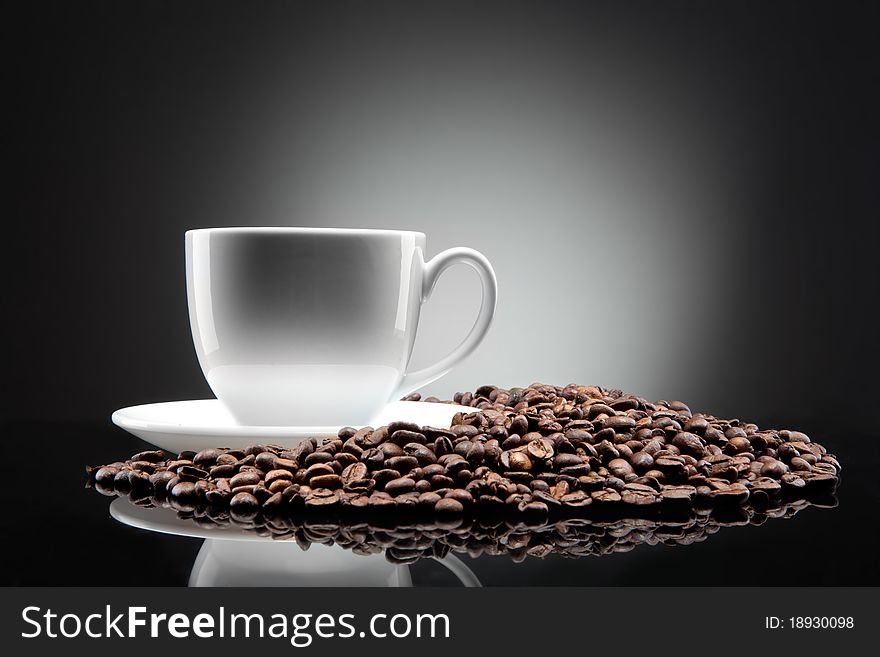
[{"x1": 185, "y1": 227, "x2": 497, "y2": 426}]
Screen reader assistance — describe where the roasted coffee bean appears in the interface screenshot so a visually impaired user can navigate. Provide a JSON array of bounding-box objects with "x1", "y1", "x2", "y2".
[
  {"x1": 303, "y1": 463, "x2": 335, "y2": 481},
  {"x1": 603, "y1": 416, "x2": 636, "y2": 431},
  {"x1": 372, "y1": 469, "x2": 402, "y2": 489},
  {"x1": 452, "y1": 424, "x2": 480, "y2": 438},
  {"x1": 130, "y1": 450, "x2": 165, "y2": 463},
  {"x1": 306, "y1": 489, "x2": 340, "y2": 508},
  {"x1": 621, "y1": 483, "x2": 658, "y2": 505},
  {"x1": 267, "y1": 478, "x2": 293, "y2": 494},
  {"x1": 431, "y1": 474, "x2": 456, "y2": 489},
  {"x1": 434, "y1": 436, "x2": 454, "y2": 457},
  {"x1": 255, "y1": 452, "x2": 277, "y2": 472},
  {"x1": 789, "y1": 457, "x2": 813, "y2": 472},
  {"x1": 591, "y1": 489, "x2": 622, "y2": 503},
  {"x1": 128, "y1": 461, "x2": 157, "y2": 474},
  {"x1": 434, "y1": 498, "x2": 464, "y2": 515},
  {"x1": 554, "y1": 453, "x2": 584, "y2": 469},
  {"x1": 177, "y1": 465, "x2": 209, "y2": 481},
  {"x1": 631, "y1": 451, "x2": 654, "y2": 471},
  {"x1": 560, "y1": 491, "x2": 591, "y2": 506},
  {"x1": 418, "y1": 491, "x2": 442, "y2": 508},
  {"x1": 386, "y1": 455, "x2": 418, "y2": 473},
  {"x1": 390, "y1": 429, "x2": 427, "y2": 446},
  {"x1": 304, "y1": 451, "x2": 334, "y2": 466},
  {"x1": 94, "y1": 466, "x2": 120, "y2": 486},
  {"x1": 466, "y1": 441, "x2": 486, "y2": 466},
  {"x1": 148, "y1": 470, "x2": 175, "y2": 489},
  {"x1": 170, "y1": 481, "x2": 198, "y2": 501},
  {"x1": 310, "y1": 474, "x2": 343, "y2": 489},
  {"x1": 273, "y1": 457, "x2": 297, "y2": 473},
  {"x1": 608, "y1": 458, "x2": 634, "y2": 478},
  {"x1": 727, "y1": 436, "x2": 751, "y2": 453},
  {"x1": 672, "y1": 432, "x2": 706, "y2": 456},
  {"x1": 379, "y1": 443, "x2": 404, "y2": 458},
  {"x1": 263, "y1": 469, "x2": 293, "y2": 485},
  {"x1": 518, "y1": 500, "x2": 549, "y2": 519},
  {"x1": 192, "y1": 448, "x2": 223, "y2": 467},
  {"x1": 760, "y1": 459, "x2": 789, "y2": 479},
  {"x1": 209, "y1": 464, "x2": 236, "y2": 478},
  {"x1": 501, "y1": 450, "x2": 532, "y2": 472},
  {"x1": 361, "y1": 448, "x2": 385, "y2": 470},
  {"x1": 341, "y1": 462, "x2": 369, "y2": 485},
  {"x1": 405, "y1": 443, "x2": 438, "y2": 465},
  {"x1": 385, "y1": 477, "x2": 416, "y2": 495},
  {"x1": 526, "y1": 438, "x2": 554, "y2": 460}
]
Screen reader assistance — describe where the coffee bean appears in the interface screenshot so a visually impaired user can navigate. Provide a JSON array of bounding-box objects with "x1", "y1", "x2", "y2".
[
  {"x1": 94, "y1": 466, "x2": 120, "y2": 486},
  {"x1": 310, "y1": 474, "x2": 342, "y2": 489},
  {"x1": 390, "y1": 429, "x2": 426, "y2": 446},
  {"x1": 554, "y1": 453, "x2": 584, "y2": 469},
  {"x1": 385, "y1": 477, "x2": 416, "y2": 495},
  {"x1": 306, "y1": 489, "x2": 340, "y2": 507},
  {"x1": 263, "y1": 469, "x2": 292, "y2": 485},
  {"x1": 466, "y1": 441, "x2": 486, "y2": 466},
  {"x1": 303, "y1": 463, "x2": 335, "y2": 482},
  {"x1": 517, "y1": 501, "x2": 549, "y2": 520},
  {"x1": 386, "y1": 455, "x2": 418, "y2": 473},
  {"x1": 591, "y1": 489, "x2": 622, "y2": 503},
  {"x1": 177, "y1": 465, "x2": 209, "y2": 481},
  {"x1": 789, "y1": 457, "x2": 813, "y2": 472},
  {"x1": 255, "y1": 452, "x2": 277, "y2": 471},
  {"x1": 760, "y1": 459, "x2": 789, "y2": 479},
  {"x1": 621, "y1": 483, "x2": 658, "y2": 505},
  {"x1": 267, "y1": 478, "x2": 293, "y2": 494},
  {"x1": 631, "y1": 451, "x2": 654, "y2": 471},
  {"x1": 603, "y1": 416, "x2": 636, "y2": 431},
  {"x1": 434, "y1": 436, "x2": 454, "y2": 457},
  {"x1": 560, "y1": 491, "x2": 591, "y2": 506},
  {"x1": 304, "y1": 451, "x2": 334, "y2": 466},
  {"x1": 170, "y1": 481, "x2": 198, "y2": 501},
  {"x1": 434, "y1": 498, "x2": 464, "y2": 515},
  {"x1": 608, "y1": 458, "x2": 634, "y2": 478},
  {"x1": 273, "y1": 457, "x2": 297, "y2": 472},
  {"x1": 405, "y1": 444, "x2": 438, "y2": 465},
  {"x1": 526, "y1": 438, "x2": 554, "y2": 460},
  {"x1": 341, "y1": 462, "x2": 369, "y2": 485},
  {"x1": 672, "y1": 432, "x2": 706, "y2": 456},
  {"x1": 148, "y1": 470, "x2": 175, "y2": 489},
  {"x1": 191, "y1": 448, "x2": 222, "y2": 467},
  {"x1": 501, "y1": 450, "x2": 532, "y2": 472}
]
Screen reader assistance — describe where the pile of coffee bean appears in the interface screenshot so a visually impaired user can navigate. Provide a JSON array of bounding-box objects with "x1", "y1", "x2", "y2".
[
  {"x1": 111, "y1": 493, "x2": 834, "y2": 563},
  {"x1": 90, "y1": 383, "x2": 840, "y2": 521}
]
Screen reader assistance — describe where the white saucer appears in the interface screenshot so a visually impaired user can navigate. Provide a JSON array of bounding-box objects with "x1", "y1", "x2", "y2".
[{"x1": 111, "y1": 399, "x2": 473, "y2": 452}]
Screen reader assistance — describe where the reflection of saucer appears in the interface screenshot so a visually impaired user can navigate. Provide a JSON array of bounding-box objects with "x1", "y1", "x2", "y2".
[
  {"x1": 111, "y1": 399, "x2": 472, "y2": 451},
  {"x1": 110, "y1": 498, "x2": 482, "y2": 587},
  {"x1": 110, "y1": 497, "x2": 262, "y2": 541}
]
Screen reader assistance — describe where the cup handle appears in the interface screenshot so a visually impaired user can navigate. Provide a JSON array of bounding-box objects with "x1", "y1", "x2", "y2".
[
  {"x1": 394, "y1": 247, "x2": 497, "y2": 399},
  {"x1": 431, "y1": 554, "x2": 483, "y2": 587}
]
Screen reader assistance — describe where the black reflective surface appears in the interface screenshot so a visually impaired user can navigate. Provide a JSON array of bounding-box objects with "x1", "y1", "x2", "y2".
[{"x1": 5, "y1": 421, "x2": 877, "y2": 586}]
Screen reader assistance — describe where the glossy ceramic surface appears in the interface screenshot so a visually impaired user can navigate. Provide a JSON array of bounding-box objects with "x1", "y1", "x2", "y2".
[
  {"x1": 186, "y1": 228, "x2": 497, "y2": 426},
  {"x1": 111, "y1": 399, "x2": 474, "y2": 452}
]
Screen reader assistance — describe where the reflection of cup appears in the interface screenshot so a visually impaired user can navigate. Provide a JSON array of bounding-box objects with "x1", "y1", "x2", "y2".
[
  {"x1": 186, "y1": 228, "x2": 497, "y2": 427},
  {"x1": 188, "y1": 540, "x2": 480, "y2": 588}
]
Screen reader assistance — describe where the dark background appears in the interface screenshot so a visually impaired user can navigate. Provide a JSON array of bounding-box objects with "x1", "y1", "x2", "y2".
[{"x1": 6, "y1": 0, "x2": 879, "y2": 586}]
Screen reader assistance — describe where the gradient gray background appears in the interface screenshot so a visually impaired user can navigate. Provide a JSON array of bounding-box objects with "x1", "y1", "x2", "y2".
[{"x1": 9, "y1": 0, "x2": 879, "y2": 434}]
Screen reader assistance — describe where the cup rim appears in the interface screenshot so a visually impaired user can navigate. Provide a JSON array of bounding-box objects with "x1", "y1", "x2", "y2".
[{"x1": 185, "y1": 227, "x2": 426, "y2": 238}]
